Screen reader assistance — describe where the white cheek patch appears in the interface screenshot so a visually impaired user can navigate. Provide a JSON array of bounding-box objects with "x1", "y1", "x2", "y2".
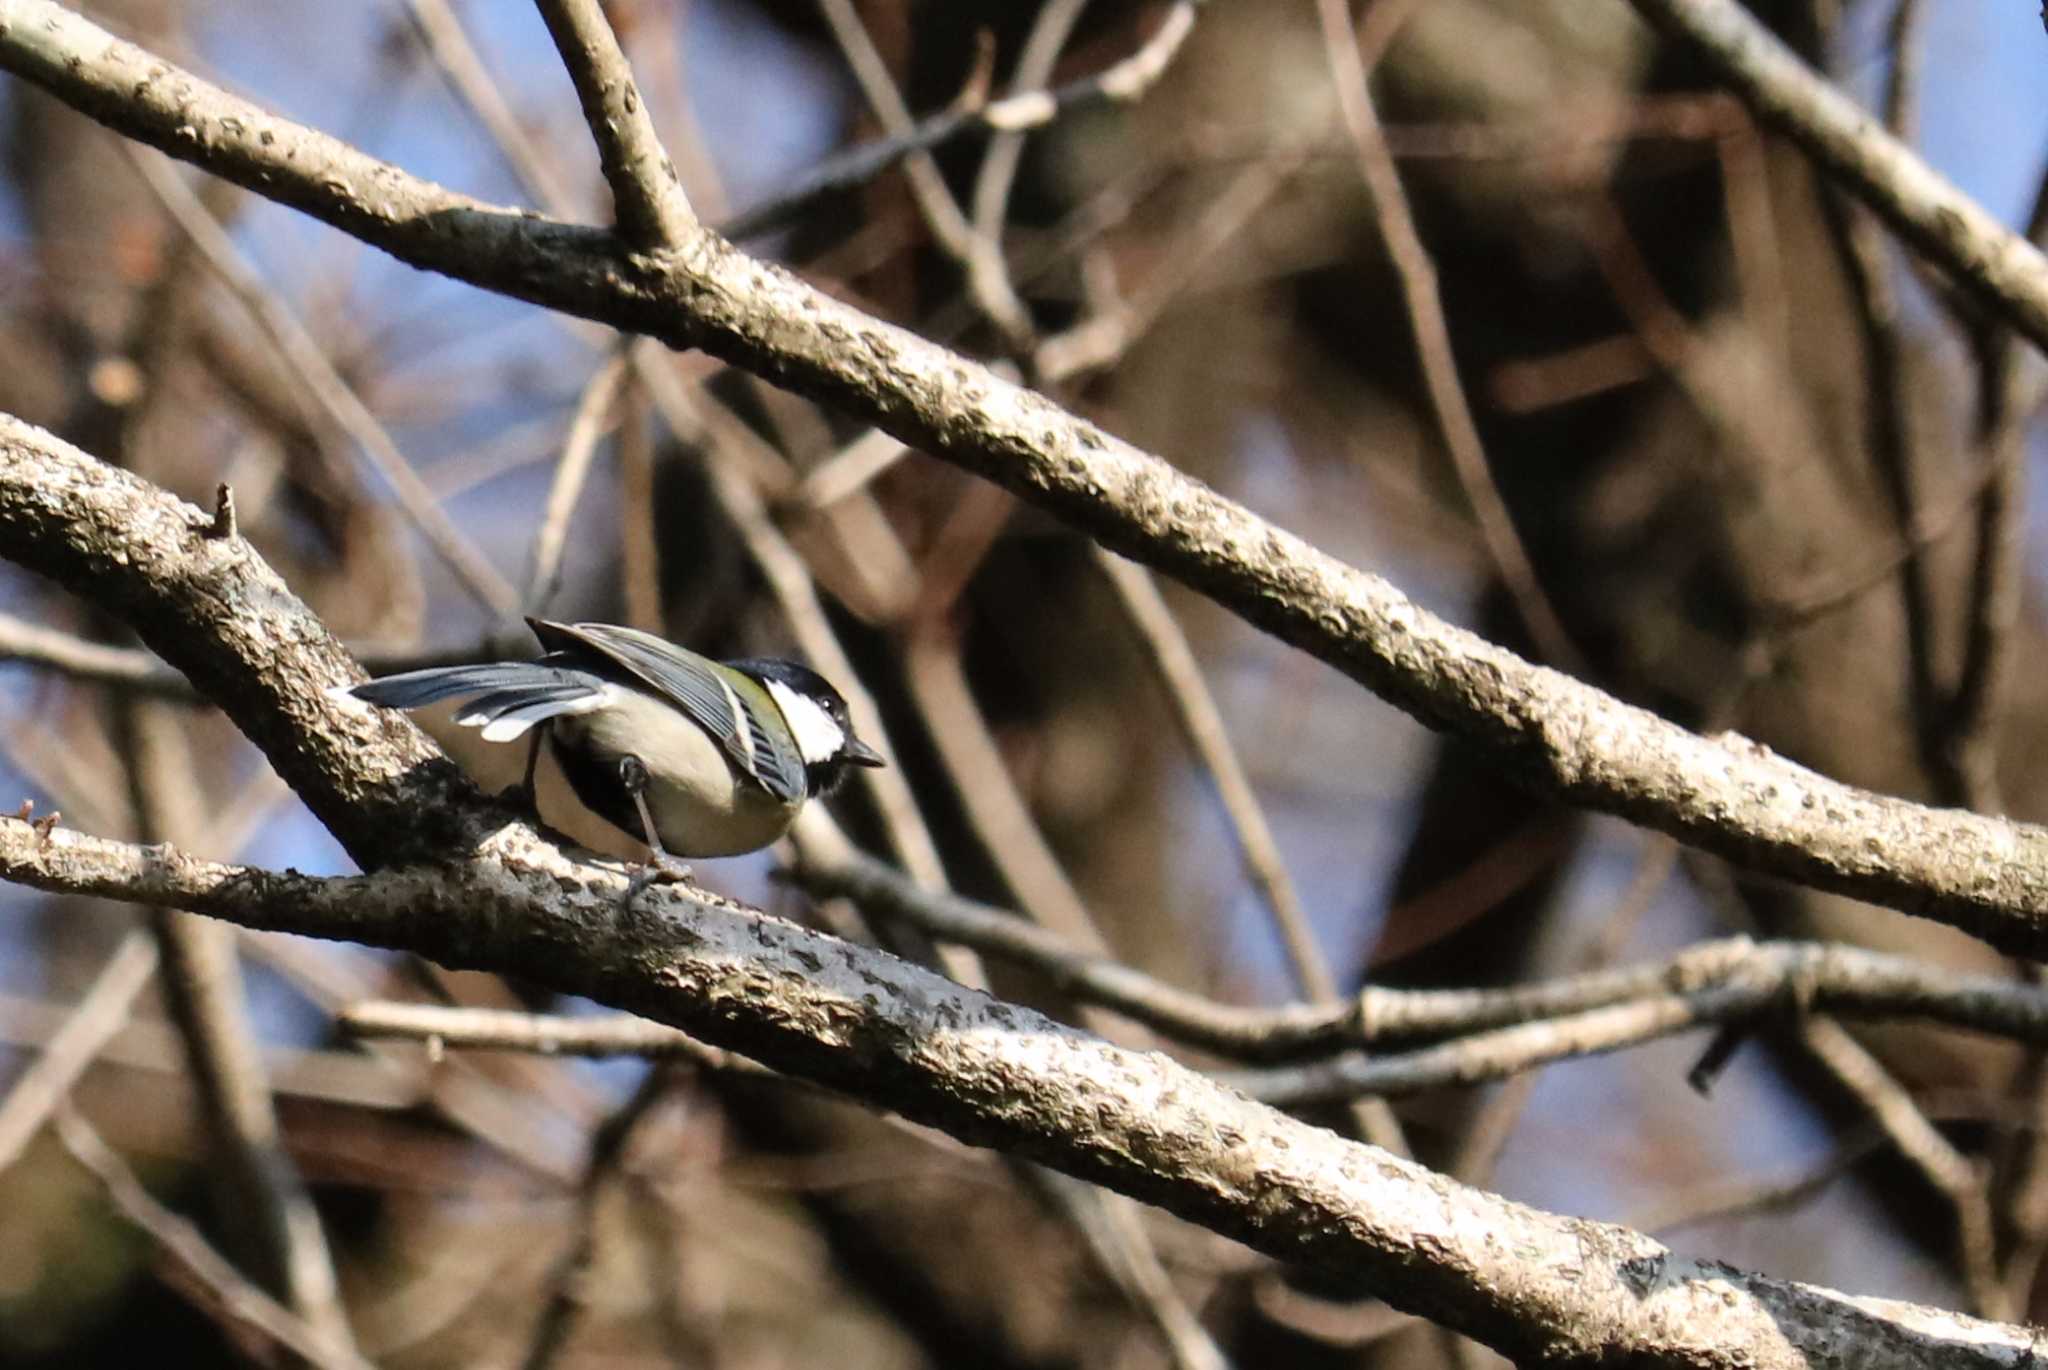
[{"x1": 765, "y1": 678, "x2": 846, "y2": 765}]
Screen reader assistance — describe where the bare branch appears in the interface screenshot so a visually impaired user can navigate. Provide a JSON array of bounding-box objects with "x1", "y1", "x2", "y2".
[
  {"x1": 120, "y1": 696, "x2": 351, "y2": 1349},
  {"x1": 5, "y1": 817, "x2": 2046, "y2": 1368},
  {"x1": 1093, "y1": 550, "x2": 1325, "y2": 998},
  {"x1": 0, "y1": 929, "x2": 157, "y2": 1170},
  {"x1": 0, "y1": 611, "x2": 196, "y2": 696},
  {"x1": 12, "y1": 6, "x2": 2048, "y2": 957},
  {"x1": 53, "y1": 1106, "x2": 374, "y2": 1370},
  {"x1": 811, "y1": 0, "x2": 1027, "y2": 344},
  {"x1": 531, "y1": 0, "x2": 695, "y2": 247},
  {"x1": 519, "y1": 1068, "x2": 671, "y2": 1370},
  {"x1": 340, "y1": 1000, "x2": 777, "y2": 1079},
  {"x1": 0, "y1": 616, "x2": 531, "y2": 699},
  {"x1": 1799, "y1": 1016, "x2": 2004, "y2": 1318},
  {"x1": 6, "y1": 408, "x2": 2048, "y2": 1362},
  {"x1": 721, "y1": 2, "x2": 1198, "y2": 242},
  {"x1": 525, "y1": 346, "x2": 628, "y2": 614},
  {"x1": 122, "y1": 143, "x2": 521, "y2": 618},
  {"x1": 0, "y1": 415, "x2": 473, "y2": 867},
  {"x1": 1625, "y1": 0, "x2": 2048, "y2": 351},
  {"x1": 1314, "y1": 0, "x2": 1584, "y2": 674}
]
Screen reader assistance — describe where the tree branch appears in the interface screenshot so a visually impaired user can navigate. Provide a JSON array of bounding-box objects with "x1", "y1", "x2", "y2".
[
  {"x1": 7, "y1": 3, "x2": 2048, "y2": 965},
  {"x1": 718, "y1": 1, "x2": 1198, "y2": 242},
  {"x1": 531, "y1": 0, "x2": 695, "y2": 248},
  {"x1": 8, "y1": 1, "x2": 2048, "y2": 957},
  {"x1": 1625, "y1": 0, "x2": 2048, "y2": 351},
  {"x1": 3, "y1": 401, "x2": 2048, "y2": 1363},
  {"x1": 0, "y1": 414, "x2": 477, "y2": 869},
  {"x1": 52, "y1": 1105, "x2": 373, "y2": 1370},
  {"x1": 3, "y1": 815, "x2": 2043, "y2": 1369}
]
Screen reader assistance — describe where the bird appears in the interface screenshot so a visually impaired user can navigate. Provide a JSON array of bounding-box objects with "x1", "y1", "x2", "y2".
[{"x1": 332, "y1": 618, "x2": 884, "y2": 883}]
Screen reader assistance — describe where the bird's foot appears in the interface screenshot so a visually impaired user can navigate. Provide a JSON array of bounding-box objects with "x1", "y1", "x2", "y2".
[{"x1": 624, "y1": 852, "x2": 693, "y2": 905}]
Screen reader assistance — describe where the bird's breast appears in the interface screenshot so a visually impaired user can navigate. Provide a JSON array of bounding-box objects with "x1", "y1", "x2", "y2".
[{"x1": 549, "y1": 690, "x2": 801, "y2": 857}]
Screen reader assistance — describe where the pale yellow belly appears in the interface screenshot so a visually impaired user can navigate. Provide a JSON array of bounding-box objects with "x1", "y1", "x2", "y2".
[{"x1": 558, "y1": 693, "x2": 802, "y2": 858}]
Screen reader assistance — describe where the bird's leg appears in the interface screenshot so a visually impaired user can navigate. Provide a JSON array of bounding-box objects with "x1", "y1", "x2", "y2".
[{"x1": 618, "y1": 753, "x2": 691, "y2": 900}]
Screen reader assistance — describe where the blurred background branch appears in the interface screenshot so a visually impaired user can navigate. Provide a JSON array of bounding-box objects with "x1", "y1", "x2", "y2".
[{"x1": 3, "y1": 0, "x2": 2048, "y2": 1366}]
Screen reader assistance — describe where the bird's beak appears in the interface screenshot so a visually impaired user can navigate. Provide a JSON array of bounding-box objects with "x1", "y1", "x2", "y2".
[{"x1": 841, "y1": 736, "x2": 887, "y2": 768}]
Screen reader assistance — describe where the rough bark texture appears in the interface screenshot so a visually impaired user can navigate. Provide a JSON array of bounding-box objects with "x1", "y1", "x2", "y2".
[
  {"x1": 4, "y1": 1, "x2": 2048, "y2": 955},
  {"x1": 2, "y1": 814, "x2": 2043, "y2": 1370}
]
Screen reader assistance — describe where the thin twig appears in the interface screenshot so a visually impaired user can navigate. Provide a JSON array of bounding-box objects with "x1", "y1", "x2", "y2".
[
  {"x1": 1809, "y1": 0, "x2": 1947, "y2": 799},
  {"x1": 901, "y1": 631, "x2": 1113, "y2": 961},
  {"x1": 1759, "y1": 447, "x2": 2015, "y2": 629},
  {"x1": 962, "y1": 0, "x2": 1086, "y2": 357},
  {"x1": 898, "y1": 620, "x2": 1352, "y2": 1334},
  {"x1": 1221, "y1": 985, "x2": 1776, "y2": 1105},
  {"x1": 1626, "y1": 0, "x2": 2048, "y2": 350},
  {"x1": 0, "y1": 612, "x2": 197, "y2": 696},
  {"x1": 793, "y1": 427, "x2": 909, "y2": 511},
  {"x1": 1035, "y1": 144, "x2": 1311, "y2": 384},
  {"x1": 647, "y1": 356, "x2": 953, "y2": 894},
  {"x1": 519, "y1": 1067, "x2": 672, "y2": 1370},
  {"x1": 340, "y1": 1000, "x2": 777, "y2": 1077},
  {"x1": 52, "y1": 1106, "x2": 375, "y2": 1370},
  {"x1": 811, "y1": 0, "x2": 1029, "y2": 344},
  {"x1": 1960, "y1": 152, "x2": 2048, "y2": 1320},
  {"x1": 404, "y1": 0, "x2": 577, "y2": 211},
  {"x1": 0, "y1": 616, "x2": 533, "y2": 699},
  {"x1": 1315, "y1": 0, "x2": 1584, "y2": 674},
  {"x1": 119, "y1": 697, "x2": 354, "y2": 1352},
  {"x1": 1093, "y1": 550, "x2": 1323, "y2": 997},
  {"x1": 531, "y1": 0, "x2": 695, "y2": 247},
  {"x1": 1627, "y1": 1128, "x2": 1886, "y2": 1235},
  {"x1": 0, "y1": 928, "x2": 157, "y2": 1171},
  {"x1": 1949, "y1": 173, "x2": 2048, "y2": 813},
  {"x1": 791, "y1": 840, "x2": 2048, "y2": 1064},
  {"x1": 1090, "y1": 536, "x2": 1410, "y2": 1165},
  {"x1": 1799, "y1": 1016, "x2": 2005, "y2": 1318},
  {"x1": 615, "y1": 376, "x2": 664, "y2": 632},
  {"x1": 1025, "y1": 1167, "x2": 1232, "y2": 1370},
  {"x1": 119, "y1": 142, "x2": 520, "y2": 618},
  {"x1": 0, "y1": 986, "x2": 419, "y2": 1114},
  {"x1": 525, "y1": 346, "x2": 629, "y2": 613},
  {"x1": 722, "y1": 1, "x2": 1198, "y2": 242}
]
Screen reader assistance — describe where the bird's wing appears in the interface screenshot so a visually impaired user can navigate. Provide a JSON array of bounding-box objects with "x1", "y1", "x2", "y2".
[
  {"x1": 339, "y1": 659, "x2": 613, "y2": 742},
  {"x1": 528, "y1": 619, "x2": 809, "y2": 802}
]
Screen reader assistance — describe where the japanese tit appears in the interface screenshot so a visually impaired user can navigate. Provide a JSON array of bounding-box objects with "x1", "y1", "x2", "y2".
[{"x1": 334, "y1": 618, "x2": 884, "y2": 874}]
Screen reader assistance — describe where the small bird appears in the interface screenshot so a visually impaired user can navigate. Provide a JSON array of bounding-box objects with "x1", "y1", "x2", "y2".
[{"x1": 334, "y1": 618, "x2": 884, "y2": 880}]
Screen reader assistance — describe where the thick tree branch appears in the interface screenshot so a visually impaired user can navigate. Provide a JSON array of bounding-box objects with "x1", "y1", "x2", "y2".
[
  {"x1": 3, "y1": 817, "x2": 2043, "y2": 1370},
  {"x1": 0, "y1": 413, "x2": 2038, "y2": 1364},
  {"x1": 0, "y1": 416, "x2": 481, "y2": 869},
  {"x1": 7, "y1": 2, "x2": 2048, "y2": 956}
]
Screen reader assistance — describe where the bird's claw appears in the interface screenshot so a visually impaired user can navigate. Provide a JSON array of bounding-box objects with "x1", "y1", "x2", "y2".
[{"x1": 624, "y1": 853, "x2": 693, "y2": 904}]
